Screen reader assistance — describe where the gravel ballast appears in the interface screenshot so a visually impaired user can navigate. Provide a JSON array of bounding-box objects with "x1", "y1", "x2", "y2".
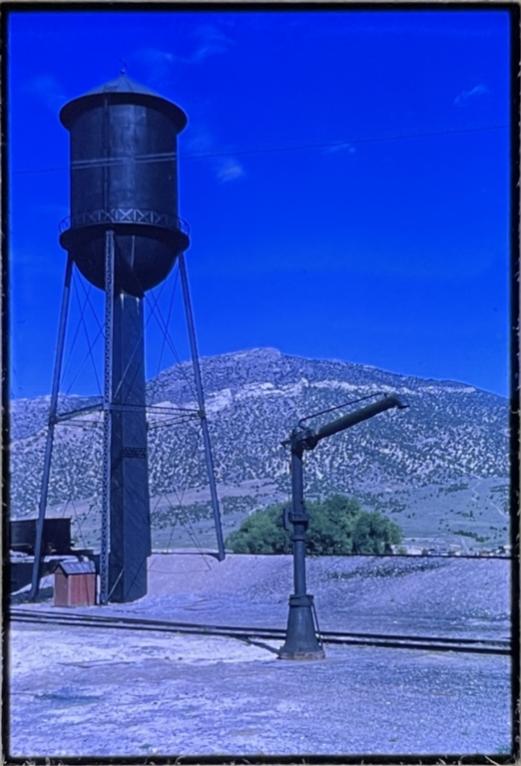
[{"x1": 8, "y1": 553, "x2": 513, "y2": 757}]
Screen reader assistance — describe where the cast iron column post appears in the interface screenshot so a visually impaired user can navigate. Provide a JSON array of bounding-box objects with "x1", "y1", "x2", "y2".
[
  {"x1": 278, "y1": 433, "x2": 325, "y2": 660},
  {"x1": 278, "y1": 395, "x2": 407, "y2": 659}
]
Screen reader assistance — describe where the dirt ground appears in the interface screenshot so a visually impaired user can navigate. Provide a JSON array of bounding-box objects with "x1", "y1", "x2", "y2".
[{"x1": 7, "y1": 552, "x2": 513, "y2": 758}]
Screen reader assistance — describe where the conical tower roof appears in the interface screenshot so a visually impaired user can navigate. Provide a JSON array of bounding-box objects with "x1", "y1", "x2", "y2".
[
  {"x1": 82, "y1": 74, "x2": 161, "y2": 98},
  {"x1": 60, "y1": 73, "x2": 186, "y2": 130}
]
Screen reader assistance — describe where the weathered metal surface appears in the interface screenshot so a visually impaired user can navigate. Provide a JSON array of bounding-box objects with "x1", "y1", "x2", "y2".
[
  {"x1": 29, "y1": 256, "x2": 74, "y2": 600},
  {"x1": 42, "y1": 76, "x2": 222, "y2": 605},
  {"x1": 58, "y1": 76, "x2": 187, "y2": 603},
  {"x1": 59, "y1": 75, "x2": 189, "y2": 295},
  {"x1": 17, "y1": 518, "x2": 72, "y2": 557},
  {"x1": 313, "y1": 394, "x2": 407, "y2": 445},
  {"x1": 108, "y1": 287, "x2": 151, "y2": 602},
  {"x1": 98, "y1": 228, "x2": 150, "y2": 603},
  {"x1": 100, "y1": 230, "x2": 115, "y2": 604},
  {"x1": 279, "y1": 395, "x2": 407, "y2": 659},
  {"x1": 279, "y1": 448, "x2": 324, "y2": 660},
  {"x1": 179, "y1": 254, "x2": 226, "y2": 562}
]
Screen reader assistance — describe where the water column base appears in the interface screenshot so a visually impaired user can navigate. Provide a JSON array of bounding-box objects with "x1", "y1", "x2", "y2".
[{"x1": 278, "y1": 594, "x2": 325, "y2": 660}]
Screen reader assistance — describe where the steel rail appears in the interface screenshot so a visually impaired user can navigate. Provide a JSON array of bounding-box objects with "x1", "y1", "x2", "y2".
[
  {"x1": 10, "y1": 607, "x2": 510, "y2": 645},
  {"x1": 9, "y1": 609, "x2": 510, "y2": 656},
  {"x1": 11, "y1": 615, "x2": 510, "y2": 655},
  {"x1": 10, "y1": 607, "x2": 510, "y2": 646}
]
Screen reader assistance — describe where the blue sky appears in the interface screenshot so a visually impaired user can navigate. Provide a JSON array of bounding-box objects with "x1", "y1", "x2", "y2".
[{"x1": 7, "y1": 8, "x2": 512, "y2": 398}]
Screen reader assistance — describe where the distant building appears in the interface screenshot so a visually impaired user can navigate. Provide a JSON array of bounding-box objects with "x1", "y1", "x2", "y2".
[
  {"x1": 496, "y1": 544, "x2": 511, "y2": 556},
  {"x1": 404, "y1": 545, "x2": 426, "y2": 556},
  {"x1": 448, "y1": 544, "x2": 463, "y2": 556}
]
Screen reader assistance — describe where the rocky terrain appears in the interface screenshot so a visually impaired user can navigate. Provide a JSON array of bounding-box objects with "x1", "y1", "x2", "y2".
[{"x1": 9, "y1": 348, "x2": 510, "y2": 550}]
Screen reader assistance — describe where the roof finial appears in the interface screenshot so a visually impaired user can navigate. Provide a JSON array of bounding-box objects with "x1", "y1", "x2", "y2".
[{"x1": 119, "y1": 59, "x2": 127, "y2": 76}]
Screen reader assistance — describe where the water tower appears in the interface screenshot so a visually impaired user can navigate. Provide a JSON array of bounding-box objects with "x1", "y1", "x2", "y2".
[{"x1": 30, "y1": 74, "x2": 225, "y2": 603}]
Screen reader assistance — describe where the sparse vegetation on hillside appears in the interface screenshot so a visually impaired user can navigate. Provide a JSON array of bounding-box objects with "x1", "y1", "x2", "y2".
[
  {"x1": 225, "y1": 494, "x2": 402, "y2": 555},
  {"x1": 10, "y1": 349, "x2": 509, "y2": 516},
  {"x1": 9, "y1": 349, "x2": 509, "y2": 549}
]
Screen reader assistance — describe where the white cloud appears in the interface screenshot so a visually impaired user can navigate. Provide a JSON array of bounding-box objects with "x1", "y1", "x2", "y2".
[
  {"x1": 192, "y1": 23, "x2": 235, "y2": 61},
  {"x1": 131, "y1": 24, "x2": 234, "y2": 79},
  {"x1": 23, "y1": 74, "x2": 66, "y2": 112},
  {"x1": 134, "y1": 47, "x2": 176, "y2": 65},
  {"x1": 185, "y1": 128, "x2": 245, "y2": 184},
  {"x1": 324, "y1": 141, "x2": 357, "y2": 155},
  {"x1": 454, "y1": 83, "x2": 490, "y2": 107},
  {"x1": 129, "y1": 48, "x2": 177, "y2": 84},
  {"x1": 184, "y1": 129, "x2": 214, "y2": 154},
  {"x1": 215, "y1": 157, "x2": 245, "y2": 183}
]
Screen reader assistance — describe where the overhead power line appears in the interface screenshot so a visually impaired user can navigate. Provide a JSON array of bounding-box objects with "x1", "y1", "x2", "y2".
[{"x1": 12, "y1": 123, "x2": 508, "y2": 176}]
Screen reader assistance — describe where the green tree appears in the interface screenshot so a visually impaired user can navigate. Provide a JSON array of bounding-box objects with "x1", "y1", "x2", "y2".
[
  {"x1": 226, "y1": 494, "x2": 402, "y2": 555},
  {"x1": 225, "y1": 504, "x2": 291, "y2": 554},
  {"x1": 352, "y1": 510, "x2": 401, "y2": 554}
]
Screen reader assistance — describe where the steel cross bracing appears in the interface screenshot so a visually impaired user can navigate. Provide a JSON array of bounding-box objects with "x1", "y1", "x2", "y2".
[
  {"x1": 59, "y1": 209, "x2": 190, "y2": 235},
  {"x1": 53, "y1": 402, "x2": 198, "y2": 425},
  {"x1": 29, "y1": 242, "x2": 226, "y2": 600}
]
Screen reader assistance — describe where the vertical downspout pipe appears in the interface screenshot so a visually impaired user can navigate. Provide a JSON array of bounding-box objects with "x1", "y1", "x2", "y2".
[{"x1": 100, "y1": 229, "x2": 115, "y2": 604}]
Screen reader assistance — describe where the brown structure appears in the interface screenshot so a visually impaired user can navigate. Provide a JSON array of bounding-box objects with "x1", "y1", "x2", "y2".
[
  {"x1": 11, "y1": 518, "x2": 72, "y2": 555},
  {"x1": 53, "y1": 560, "x2": 96, "y2": 607}
]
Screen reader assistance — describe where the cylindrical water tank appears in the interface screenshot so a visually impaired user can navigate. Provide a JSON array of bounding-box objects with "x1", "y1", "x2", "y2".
[{"x1": 59, "y1": 75, "x2": 189, "y2": 295}]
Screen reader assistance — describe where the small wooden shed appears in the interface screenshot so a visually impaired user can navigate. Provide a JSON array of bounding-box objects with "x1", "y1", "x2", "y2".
[{"x1": 53, "y1": 560, "x2": 96, "y2": 607}]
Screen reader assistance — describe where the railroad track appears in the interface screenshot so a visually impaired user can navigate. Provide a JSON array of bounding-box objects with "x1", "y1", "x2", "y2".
[{"x1": 9, "y1": 608, "x2": 511, "y2": 656}]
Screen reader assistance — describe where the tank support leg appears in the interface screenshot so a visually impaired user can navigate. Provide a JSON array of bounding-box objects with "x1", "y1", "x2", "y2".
[
  {"x1": 29, "y1": 255, "x2": 74, "y2": 601},
  {"x1": 178, "y1": 253, "x2": 226, "y2": 561},
  {"x1": 100, "y1": 230, "x2": 115, "y2": 604}
]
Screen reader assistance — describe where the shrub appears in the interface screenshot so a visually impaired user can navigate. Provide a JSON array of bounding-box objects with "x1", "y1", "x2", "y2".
[{"x1": 226, "y1": 494, "x2": 402, "y2": 555}]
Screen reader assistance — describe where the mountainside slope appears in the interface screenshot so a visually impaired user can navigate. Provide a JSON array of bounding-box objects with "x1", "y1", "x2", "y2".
[{"x1": 9, "y1": 348, "x2": 509, "y2": 551}]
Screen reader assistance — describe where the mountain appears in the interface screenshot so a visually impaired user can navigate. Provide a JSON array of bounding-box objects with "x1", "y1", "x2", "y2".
[{"x1": 9, "y1": 348, "x2": 510, "y2": 552}]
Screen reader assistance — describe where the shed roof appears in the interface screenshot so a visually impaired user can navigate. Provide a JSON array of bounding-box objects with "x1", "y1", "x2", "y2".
[{"x1": 54, "y1": 560, "x2": 96, "y2": 576}]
